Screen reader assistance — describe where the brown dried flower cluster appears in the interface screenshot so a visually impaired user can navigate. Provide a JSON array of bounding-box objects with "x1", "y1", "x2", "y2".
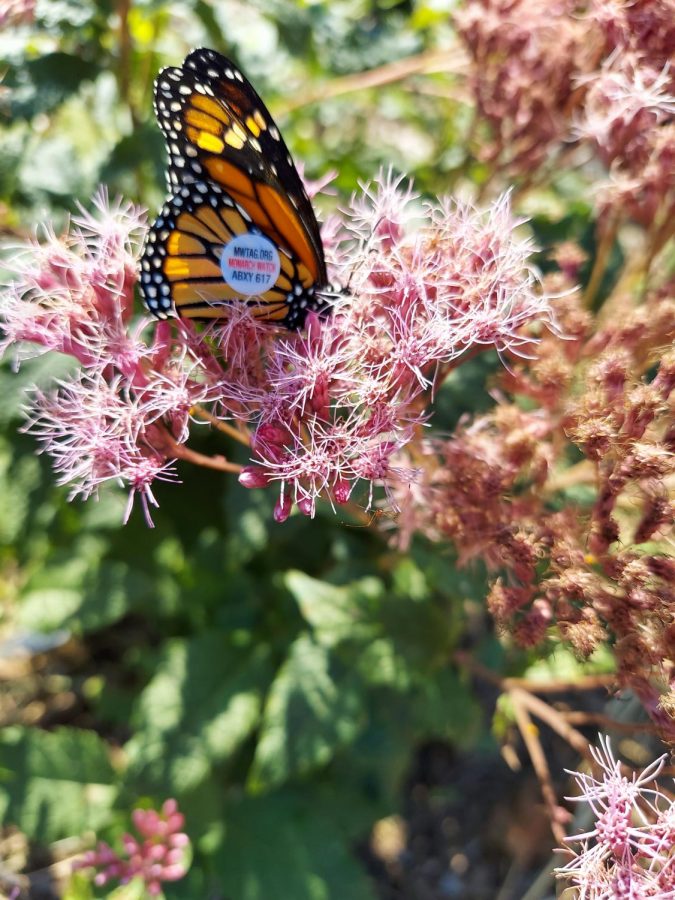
[
  {"x1": 456, "y1": 0, "x2": 675, "y2": 233},
  {"x1": 394, "y1": 276, "x2": 675, "y2": 737},
  {"x1": 454, "y1": 0, "x2": 588, "y2": 172}
]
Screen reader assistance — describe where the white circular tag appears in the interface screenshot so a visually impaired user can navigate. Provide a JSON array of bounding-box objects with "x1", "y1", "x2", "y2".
[{"x1": 220, "y1": 233, "x2": 281, "y2": 296}]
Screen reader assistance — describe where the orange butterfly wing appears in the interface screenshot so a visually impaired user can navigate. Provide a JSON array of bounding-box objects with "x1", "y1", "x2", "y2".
[
  {"x1": 152, "y1": 49, "x2": 326, "y2": 284},
  {"x1": 140, "y1": 49, "x2": 329, "y2": 329}
]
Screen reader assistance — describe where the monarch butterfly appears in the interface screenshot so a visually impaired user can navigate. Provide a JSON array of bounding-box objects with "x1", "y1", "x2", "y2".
[{"x1": 139, "y1": 48, "x2": 332, "y2": 329}]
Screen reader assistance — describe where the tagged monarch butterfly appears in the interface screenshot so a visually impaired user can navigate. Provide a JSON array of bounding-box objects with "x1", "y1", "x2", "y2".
[{"x1": 139, "y1": 48, "x2": 333, "y2": 329}]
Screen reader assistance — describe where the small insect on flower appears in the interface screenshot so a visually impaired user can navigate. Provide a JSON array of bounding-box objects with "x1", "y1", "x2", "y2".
[
  {"x1": 344, "y1": 507, "x2": 401, "y2": 528},
  {"x1": 139, "y1": 47, "x2": 341, "y2": 330}
]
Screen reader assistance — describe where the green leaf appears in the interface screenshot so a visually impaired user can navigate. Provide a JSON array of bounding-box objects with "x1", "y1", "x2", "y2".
[
  {"x1": 18, "y1": 586, "x2": 84, "y2": 630},
  {"x1": 108, "y1": 878, "x2": 149, "y2": 900},
  {"x1": 0, "y1": 439, "x2": 41, "y2": 545},
  {"x1": 0, "y1": 727, "x2": 116, "y2": 843},
  {"x1": 524, "y1": 643, "x2": 615, "y2": 681},
  {"x1": 249, "y1": 634, "x2": 365, "y2": 791},
  {"x1": 285, "y1": 571, "x2": 383, "y2": 647},
  {"x1": 412, "y1": 667, "x2": 480, "y2": 745},
  {"x1": 355, "y1": 638, "x2": 414, "y2": 690},
  {"x1": 126, "y1": 635, "x2": 270, "y2": 793},
  {"x1": 216, "y1": 788, "x2": 376, "y2": 900},
  {"x1": 19, "y1": 560, "x2": 155, "y2": 633},
  {"x1": 62, "y1": 873, "x2": 95, "y2": 900}
]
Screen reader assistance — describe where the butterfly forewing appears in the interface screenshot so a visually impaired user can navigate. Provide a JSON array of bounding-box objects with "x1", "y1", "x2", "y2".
[{"x1": 151, "y1": 48, "x2": 326, "y2": 287}]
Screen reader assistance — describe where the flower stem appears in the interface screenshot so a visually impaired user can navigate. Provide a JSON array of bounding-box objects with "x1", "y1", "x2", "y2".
[
  {"x1": 583, "y1": 213, "x2": 619, "y2": 308},
  {"x1": 170, "y1": 441, "x2": 243, "y2": 474},
  {"x1": 191, "y1": 405, "x2": 251, "y2": 446}
]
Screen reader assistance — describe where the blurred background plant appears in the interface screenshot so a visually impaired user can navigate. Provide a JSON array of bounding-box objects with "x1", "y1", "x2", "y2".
[{"x1": 0, "y1": 1, "x2": 673, "y2": 899}]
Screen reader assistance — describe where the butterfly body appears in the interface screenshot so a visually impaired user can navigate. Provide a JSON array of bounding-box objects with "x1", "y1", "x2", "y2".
[{"x1": 140, "y1": 48, "x2": 330, "y2": 329}]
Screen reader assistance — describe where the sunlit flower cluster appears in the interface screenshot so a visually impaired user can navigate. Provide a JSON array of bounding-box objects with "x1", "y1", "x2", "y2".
[
  {"x1": 74, "y1": 799, "x2": 190, "y2": 895},
  {"x1": 556, "y1": 736, "x2": 675, "y2": 899},
  {"x1": 456, "y1": 0, "x2": 675, "y2": 224},
  {"x1": 0, "y1": 174, "x2": 553, "y2": 524},
  {"x1": 454, "y1": 0, "x2": 587, "y2": 172},
  {"x1": 0, "y1": 0, "x2": 35, "y2": 28},
  {"x1": 392, "y1": 271, "x2": 675, "y2": 734},
  {"x1": 442, "y1": 0, "x2": 675, "y2": 739}
]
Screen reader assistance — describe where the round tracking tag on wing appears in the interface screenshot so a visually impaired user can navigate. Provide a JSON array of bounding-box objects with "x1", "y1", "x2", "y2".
[{"x1": 220, "y1": 233, "x2": 281, "y2": 296}]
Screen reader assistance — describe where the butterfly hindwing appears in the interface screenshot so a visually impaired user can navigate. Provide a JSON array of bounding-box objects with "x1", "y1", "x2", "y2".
[
  {"x1": 152, "y1": 48, "x2": 326, "y2": 286},
  {"x1": 139, "y1": 180, "x2": 323, "y2": 328}
]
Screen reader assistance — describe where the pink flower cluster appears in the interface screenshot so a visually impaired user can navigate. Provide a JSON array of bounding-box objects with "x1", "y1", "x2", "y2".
[
  {"x1": 0, "y1": 0, "x2": 35, "y2": 28},
  {"x1": 392, "y1": 275, "x2": 675, "y2": 733},
  {"x1": 456, "y1": 0, "x2": 675, "y2": 224},
  {"x1": 454, "y1": 0, "x2": 585, "y2": 172},
  {"x1": 74, "y1": 799, "x2": 190, "y2": 895},
  {"x1": 578, "y1": 1, "x2": 675, "y2": 225},
  {"x1": 0, "y1": 174, "x2": 554, "y2": 524},
  {"x1": 556, "y1": 736, "x2": 675, "y2": 898}
]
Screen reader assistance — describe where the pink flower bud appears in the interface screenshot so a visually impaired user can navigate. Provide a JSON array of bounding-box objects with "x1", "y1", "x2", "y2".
[
  {"x1": 274, "y1": 494, "x2": 293, "y2": 523},
  {"x1": 239, "y1": 466, "x2": 271, "y2": 489},
  {"x1": 333, "y1": 480, "x2": 352, "y2": 504},
  {"x1": 297, "y1": 496, "x2": 315, "y2": 517}
]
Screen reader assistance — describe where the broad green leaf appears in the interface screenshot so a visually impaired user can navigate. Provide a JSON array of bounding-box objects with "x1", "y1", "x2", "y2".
[
  {"x1": 18, "y1": 587, "x2": 84, "y2": 630},
  {"x1": 19, "y1": 560, "x2": 155, "y2": 633},
  {"x1": 108, "y1": 878, "x2": 149, "y2": 900},
  {"x1": 391, "y1": 557, "x2": 429, "y2": 601},
  {"x1": 285, "y1": 571, "x2": 383, "y2": 647},
  {"x1": 216, "y1": 788, "x2": 376, "y2": 900},
  {"x1": 0, "y1": 727, "x2": 116, "y2": 843},
  {"x1": 355, "y1": 638, "x2": 414, "y2": 690},
  {"x1": 126, "y1": 635, "x2": 270, "y2": 793},
  {"x1": 411, "y1": 667, "x2": 480, "y2": 746},
  {"x1": 249, "y1": 634, "x2": 365, "y2": 791},
  {"x1": 0, "y1": 440, "x2": 41, "y2": 545}
]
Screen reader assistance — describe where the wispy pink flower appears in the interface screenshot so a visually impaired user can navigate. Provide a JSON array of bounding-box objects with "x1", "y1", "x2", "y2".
[
  {"x1": 556, "y1": 736, "x2": 675, "y2": 899},
  {"x1": 75, "y1": 799, "x2": 190, "y2": 895},
  {"x1": 2, "y1": 174, "x2": 554, "y2": 523},
  {"x1": 576, "y1": 58, "x2": 675, "y2": 166},
  {"x1": 0, "y1": 188, "x2": 146, "y2": 369},
  {"x1": 0, "y1": 0, "x2": 35, "y2": 27},
  {"x1": 22, "y1": 373, "x2": 180, "y2": 527}
]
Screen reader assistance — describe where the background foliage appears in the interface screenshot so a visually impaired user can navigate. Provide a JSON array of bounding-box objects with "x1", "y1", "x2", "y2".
[{"x1": 1, "y1": 1, "x2": 666, "y2": 898}]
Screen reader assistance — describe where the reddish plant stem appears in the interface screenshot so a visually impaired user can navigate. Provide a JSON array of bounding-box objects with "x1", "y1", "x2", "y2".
[
  {"x1": 560, "y1": 711, "x2": 660, "y2": 736},
  {"x1": 191, "y1": 404, "x2": 251, "y2": 446},
  {"x1": 455, "y1": 651, "x2": 617, "y2": 694},
  {"x1": 510, "y1": 688, "x2": 569, "y2": 846},
  {"x1": 169, "y1": 441, "x2": 243, "y2": 474}
]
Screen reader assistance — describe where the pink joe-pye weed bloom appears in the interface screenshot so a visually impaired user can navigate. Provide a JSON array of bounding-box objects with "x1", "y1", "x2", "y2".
[
  {"x1": 74, "y1": 799, "x2": 191, "y2": 895},
  {"x1": 454, "y1": 0, "x2": 587, "y2": 172},
  {"x1": 456, "y1": 0, "x2": 675, "y2": 224},
  {"x1": 0, "y1": 0, "x2": 35, "y2": 28},
  {"x1": 0, "y1": 188, "x2": 145, "y2": 369},
  {"x1": 556, "y1": 735, "x2": 675, "y2": 899},
  {"x1": 576, "y1": 58, "x2": 675, "y2": 162},
  {"x1": 1, "y1": 172, "x2": 555, "y2": 524}
]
